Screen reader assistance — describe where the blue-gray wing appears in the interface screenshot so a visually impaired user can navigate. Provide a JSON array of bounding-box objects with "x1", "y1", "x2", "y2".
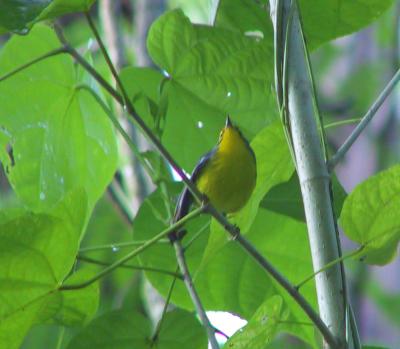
[{"x1": 169, "y1": 148, "x2": 216, "y2": 241}]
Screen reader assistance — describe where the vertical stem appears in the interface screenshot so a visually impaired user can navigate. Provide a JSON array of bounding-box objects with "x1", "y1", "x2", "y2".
[
  {"x1": 270, "y1": 1, "x2": 346, "y2": 347},
  {"x1": 173, "y1": 241, "x2": 219, "y2": 349}
]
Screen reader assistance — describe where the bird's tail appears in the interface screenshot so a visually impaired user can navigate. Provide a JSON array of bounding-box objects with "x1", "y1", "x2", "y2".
[{"x1": 169, "y1": 187, "x2": 193, "y2": 242}]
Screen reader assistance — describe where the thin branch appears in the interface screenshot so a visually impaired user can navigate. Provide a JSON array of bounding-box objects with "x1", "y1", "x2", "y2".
[
  {"x1": 54, "y1": 26, "x2": 203, "y2": 206},
  {"x1": 151, "y1": 269, "x2": 179, "y2": 345},
  {"x1": 75, "y1": 84, "x2": 156, "y2": 178},
  {"x1": 77, "y1": 254, "x2": 183, "y2": 279},
  {"x1": 107, "y1": 180, "x2": 135, "y2": 224},
  {"x1": 173, "y1": 240, "x2": 219, "y2": 349},
  {"x1": 324, "y1": 118, "x2": 363, "y2": 130},
  {"x1": 0, "y1": 47, "x2": 67, "y2": 82},
  {"x1": 79, "y1": 239, "x2": 169, "y2": 253},
  {"x1": 328, "y1": 67, "x2": 400, "y2": 170},
  {"x1": 85, "y1": 11, "x2": 127, "y2": 102},
  {"x1": 295, "y1": 246, "x2": 365, "y2": 290},
  {"x1": 60, "y1": 206, "x2": 205, "y2": 290}
]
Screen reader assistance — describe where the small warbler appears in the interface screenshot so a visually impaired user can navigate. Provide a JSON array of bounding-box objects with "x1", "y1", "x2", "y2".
[{"x1": 170, "y1": 116, "x2": 256, "y2": 240}]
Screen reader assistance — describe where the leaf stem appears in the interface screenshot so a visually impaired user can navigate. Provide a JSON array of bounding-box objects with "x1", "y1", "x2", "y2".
[
  {"x1": 173, "y1": 239, "x2": 220, "y2": 349},
  {"x1": 150, "y1": 269, "x2": 179, "y2": 345},
  {"x1": 75, "y1": 84, "x2": 155, "y2": 179},
  {"x1": 79, "y1": 239, "x2": 170, "y2": 253},
  {"x1": 77, "y1": 254, "x2": 182, "y2": 279},
  {"x1": 328, "y1": 67, "x2": 400, "y2": 170},
  {"x1": 0, "y1": 46, "x2": 67, "y2": 83},
  {"x1": 60, "y1": 206, "x2": 204, "y2": 290},
  {"x1": 295, "y1": 246, "x2": 365, "y2": 290},
  {"x1": 324, "y1": 118, "x2": 363, "y2": 130}
]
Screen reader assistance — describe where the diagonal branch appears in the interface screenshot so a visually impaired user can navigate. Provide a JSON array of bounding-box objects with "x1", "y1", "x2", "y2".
[
  {"x1": 328, "y1": 67, "x2": 400, "y2": 170},
  {"x1": 60, "y1": 206, "x2": 205, "y2": 290},
  {"x1": 173, "y1": 239, "x2": 219, "y2": 349}
]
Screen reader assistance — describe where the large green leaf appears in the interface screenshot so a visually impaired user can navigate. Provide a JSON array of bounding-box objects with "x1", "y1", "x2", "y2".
[
  {"x1": 0, "y1": 190, "x2": 88, "y2": 349},
  {"x1": 0, "y1": 25, "x2": 118, "y2": 211},
  {"x1": 155, "y1": 309, "x2": 207, "y2": 349},
  {"x1": 50, "y1": 268, "x2": 99, "y2": 327},
  {"x1": 214, "y1": 0, "x2": 394, "y2": 50},
  {"x1": 340, "y1": 164, "x2": 400, "y2": 265},
  {"x1": 119, "y1": 66, "x2": 164, "y2": 132},
  {"x1": 225, "y1": 296, "x2": 286, "y2": 349},
  {"x1": 147, "y1": 9, "x2": 277, "y2": 170},
  {"x1": 0, "y1": 0, "x2": 95, "y2": 34},
  {"x1": 299, "y1": 0, "x2": 395, "y2": 49},
  {"x1": 66, "y1": 309, "x2": 206, "y2": 349},
  {"x1": 196, "y1": 209, "x2": 318, "y2": 347},
  {"x1": 260, "y1": 172, "x2": 347, "y2": 222}
]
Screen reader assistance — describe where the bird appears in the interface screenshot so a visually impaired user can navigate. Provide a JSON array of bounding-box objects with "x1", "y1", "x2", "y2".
[{"x1": 170, "y1": 115, "x2": 257, "y2": 241}]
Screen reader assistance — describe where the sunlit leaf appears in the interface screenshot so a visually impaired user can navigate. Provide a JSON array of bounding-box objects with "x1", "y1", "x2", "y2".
[
  {"x1": 66, "y1": 308, "x2": 206, "y2": 349},
  {"x1": 261, "y1": 172, "x2": 347, "y2": 222},
  {"x1": 0, "y1": 190, "x2": 87, "y2": 349},
  {"x1": 0, "y1": 25, "x2": 117, "y2": 211},
  {"x1": 225, "y1": 296, "x2": 285, "y2": 349},
  {"x1": 0, "y1": 0, "x2": 95, "y2": 34},
  {"x1": 147, "y1": 9, "x2": 277, "y2": 170},
  {"x1": 340, "y1": 164, "x2": 400, "y2": 264}
]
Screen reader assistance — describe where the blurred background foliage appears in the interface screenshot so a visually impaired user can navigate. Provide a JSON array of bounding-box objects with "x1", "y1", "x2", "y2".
[{"x1": 0, "y1": 0, "x2": 399, "y2": 348}]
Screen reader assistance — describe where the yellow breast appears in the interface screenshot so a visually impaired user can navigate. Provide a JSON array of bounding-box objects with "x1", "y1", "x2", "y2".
[{"x1": 195, "y1": 127, "x2": 256, "y2": 213}]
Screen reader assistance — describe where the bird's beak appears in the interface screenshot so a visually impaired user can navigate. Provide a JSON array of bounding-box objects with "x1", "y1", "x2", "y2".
[{"x1": 225, "y1": 115, "x2": 232, "y2": 128}]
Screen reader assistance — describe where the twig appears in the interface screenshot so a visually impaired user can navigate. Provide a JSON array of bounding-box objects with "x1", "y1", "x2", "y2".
[
  {"x1": 107, "y1": 180, "x2": 135, "y2": 224},
  {"x1": 324, "y1": 118, "x2": 363, "y2": 130},
  {"x1": 173, "y1": 240, "x2": 219, "y2": 349},
  {"x1": 79, "y1": 239, "x2": 169, "y2": 253},
  {"x1": 151, "y1": 269, "x2": 179, "y2": 345},
  {"x1": 295, "y1": 246, "x2": 365, "y2": 290},
  {"x1": 60, "y1": 206, "x2": 204, "y2": 290},
  {"x1": 328, "y1": 67, "x2": 400, "y2": 170},
  {"x1": 0, "y1": 47, "x2": 67, "y2": 82},
  {"x1": 77, "y1": 254, "x2": 182, "y2": 279},
  {"x1": 75, "y1": 84, "x2": 156, "y2": 178}
]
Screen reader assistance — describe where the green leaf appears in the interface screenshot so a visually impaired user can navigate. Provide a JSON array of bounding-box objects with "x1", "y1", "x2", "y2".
[
  {"x1": 147, "y1": 9, "x2": 277, "y2": 170},
  {"x1": 299, "y1": 0, "x2": 395, "y2": 49},
  {"x1": 197, "y1": 210, "x2": 318, "y2": 347},
  {"x1": 340, "y1": 164, "x2": 400, "y2": 264},
  {"x1": 0, "y1": 190, "x2": 87, "y2": 349},
  {"x1": 215, "y1": 0, "x2": 272, "y2": 37},
  {"x1": 0, "y1": 0, "x2": 95, "y2": 34},
  {"x1": 155, "y1": 309, "x2": 207, "y2": 349},
  {"x1": 0, "y1": 0, "x2": 51, "y2": 34},
  {"x1": 119, "y1": 66, "x2": 164, "y2": 130},
  {"x1": 215, "y1": 0, "x2": 394, "y2": 50},
  {"x1": 66, "y1": 308, "x2": 207, "y2": 349},
  {"x1": 66, "y1": 309, "x2": 151, "y2": 349},
  {"x1": 50, "y1": 268, "x2": 99, "y2": 327},
  {"x1": 260, "y1": 172, "x2": 347, "y2": 222},
  {"x1": 362, "y1": 346, "x2": 390, "y2": 349},
  {"x1": 0, "y1": 25, "x2": 118, "y2": 211},
  {"x1": 225, "y1": 296, "x2": 285, "y2": 349}
]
